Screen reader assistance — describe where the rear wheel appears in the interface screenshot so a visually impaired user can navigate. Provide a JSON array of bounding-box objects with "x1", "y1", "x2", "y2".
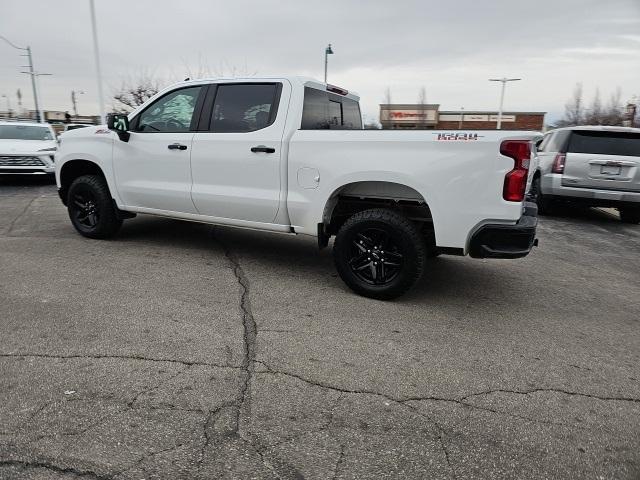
[
  {"x1": 619, "y1": 208, "x2": 640, "y2": 224},
  {"x1": 333, "y1": 208, "x2": 426, "y2": 300},
  {"x1": 531, "y1": 176, "x2": 552, "y2": 215},
  {"x1": 67, "y1": 175, "x2": 122, "y2": 239}
]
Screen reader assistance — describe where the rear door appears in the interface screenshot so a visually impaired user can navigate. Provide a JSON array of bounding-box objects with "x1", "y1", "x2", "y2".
[
  {"x1": 562, "y1": 130, "x2": 640, "y2": 192},
  {"x1": 189, "y1": 81, "x2": 288, "y2": 223}
]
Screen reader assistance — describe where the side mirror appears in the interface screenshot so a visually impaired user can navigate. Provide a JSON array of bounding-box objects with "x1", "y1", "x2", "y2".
[{"x1": 107, "y1": 113, "x2": 130, "y2": 142}]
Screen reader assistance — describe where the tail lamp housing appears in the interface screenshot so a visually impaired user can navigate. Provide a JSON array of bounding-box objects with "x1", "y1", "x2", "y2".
[
  {"x1": 500, "y1": 140, "x2": 531, "y2": 202},
  {"x1": 551, "y1": 153, "x2": 566, "y2": 174}
]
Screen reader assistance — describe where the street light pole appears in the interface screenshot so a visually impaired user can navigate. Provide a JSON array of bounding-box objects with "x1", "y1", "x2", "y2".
[
  {"x1": 324, "y1": 44, "x2": 334, "y2": 83},
  {"x1": 489, "y1": 77, "x2": 521, "y2": 129},
  {"x1": 71, "y1": 90, "x2": 85, "y2": 117},
  {"x1": 0, "y1": 35, "x2": 44, "y2": 122},
  {"x1": 1, "y1": 94, "x2": 11, "y2": 118},
  {"x1": 89, "y1": 0, "x2": 106, "y2": 124}
]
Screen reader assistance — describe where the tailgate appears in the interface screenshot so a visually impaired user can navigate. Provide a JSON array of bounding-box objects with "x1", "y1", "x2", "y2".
[{"x1": 561, "y1": 130, "x2": 640, "y2": 193}]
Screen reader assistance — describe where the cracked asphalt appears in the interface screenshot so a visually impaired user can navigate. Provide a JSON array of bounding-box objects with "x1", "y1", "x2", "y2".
[{"x1": 1, "y1": 175, "x2": 639, "y2": 480}]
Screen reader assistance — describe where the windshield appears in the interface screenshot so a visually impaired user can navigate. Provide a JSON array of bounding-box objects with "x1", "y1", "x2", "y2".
[{"x1": 0, "y1": 125, "x2": 54, "y2": 141}]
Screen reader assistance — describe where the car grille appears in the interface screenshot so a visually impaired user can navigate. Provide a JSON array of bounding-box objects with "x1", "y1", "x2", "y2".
[{"x1": 0, "y1": 156, "x2": 45, "y2": 167}]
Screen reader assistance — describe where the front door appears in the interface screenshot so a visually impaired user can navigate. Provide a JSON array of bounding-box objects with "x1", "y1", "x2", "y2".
[
  {"x1": 190, "y1": 82, "x2": 287, "y2": 224},
  {"x1": 113, "y1": 85, "x2": 205, "y2": 213}
]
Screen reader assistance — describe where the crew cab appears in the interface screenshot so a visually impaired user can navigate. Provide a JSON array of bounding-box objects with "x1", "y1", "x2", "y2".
[
  {"x1": 531, "y1": 126, "x2": 640, "y2": 223},
  {"x1": 55, "y1": 77, "x2": 540, "y2": 299}
]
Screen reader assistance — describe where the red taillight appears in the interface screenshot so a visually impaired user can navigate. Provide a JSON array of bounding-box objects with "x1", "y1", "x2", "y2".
[
  {"x1": 551, "y1": 153, "x2": 566, "y2": 174},
  {"x1": 500, "y1": 140, "x2": 531, "y2": 202}
]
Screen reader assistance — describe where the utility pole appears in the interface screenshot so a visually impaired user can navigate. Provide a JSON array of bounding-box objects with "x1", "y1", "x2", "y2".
[
  {"x1": 458, "y1": 107, "x2": 464, "y2": 129},
  {"x1": 0, "y1": 35, "x2": 45, "y2": 122},
  {"x1": 324, "y1": 44, "x2": 334, "y2": 83},
  {"x1": 71, "y1": 90, "x2": 85, "y2": 117},
  {"x1": 89, "y1": 0, "x2": 106, "y2": 124},
  {"x1": 1, "y1": 94, "x2": 11, "y2": 118},
  {"x1": 489, "y1": 77, "x2": 521, "y2": 129}
]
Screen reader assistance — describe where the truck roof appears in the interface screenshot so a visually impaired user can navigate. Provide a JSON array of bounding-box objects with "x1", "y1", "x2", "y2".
[
  {"x1": 165, "y1": 76, "x2": 360, "y2": 102},
  {"x1": 552, "y1": 125, "x2": 640, "y2": 133}
]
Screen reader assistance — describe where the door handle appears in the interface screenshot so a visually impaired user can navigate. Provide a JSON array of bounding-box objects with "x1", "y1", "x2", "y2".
[
  {"x1": 251, "y1": 145, "x2": 275, "y2": 153},
  {"x1": 168, "y1": 143, "x2": 188, "y2": 151}
]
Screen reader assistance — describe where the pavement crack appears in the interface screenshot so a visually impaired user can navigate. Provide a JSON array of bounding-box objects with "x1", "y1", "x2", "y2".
[
  {"x1": 213, "y1": 228, "x2": 257, "y2": 435},
  {"x1": 0, "y1": 352, "x2": 241, "y2": 370},
  {"x1": 4, "y1": 196, "x2": 38, "y2": 235},
  {"x1": 331, "y1": 444, "x2": 345, "y2": 480},
  {"x1": 0, "y1": 459, "x2": 111, "y2": 480},
  {"x1": 460, "y1": 387, "x2": 640, "y2": 404},
  {"x1": 435, "y1": 426, "x2": 456, "y2": 480}
]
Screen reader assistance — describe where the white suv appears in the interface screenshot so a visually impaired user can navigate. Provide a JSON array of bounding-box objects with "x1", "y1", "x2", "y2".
[
  {"x1": 531, "y1": 126, "x2": 640, "y2": 223},
  {"x1": 0, "y1": 121, "x2": 58, "y2": 175}
]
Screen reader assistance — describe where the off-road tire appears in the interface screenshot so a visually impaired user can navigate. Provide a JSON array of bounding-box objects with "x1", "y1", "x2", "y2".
[
  {"x1": 333, "y1": 208, "x2": 426, "y2": 300},
  {"x1": 67, "y1": 174, "x2": 122, "y2": 239}
]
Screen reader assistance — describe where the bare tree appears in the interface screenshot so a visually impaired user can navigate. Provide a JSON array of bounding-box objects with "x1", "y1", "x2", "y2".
[
  {"x1": 584, "y1": 88, "x2": 602, "y2": 125},
  {"x1": 112, "y1": 72, "x2": 161, "y2": 113},
  {"x1": 558, "y1": 82, "x2": 584, "y2": 126},
  {"x1": 602, "y1": 88, "x2": 623, "y2": 125},
  {"x1": 417, "y1": 86, "x2": 427, "y2": 129}
]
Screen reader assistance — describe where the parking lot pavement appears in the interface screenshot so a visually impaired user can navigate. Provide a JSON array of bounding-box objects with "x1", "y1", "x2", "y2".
[{"x1": 1, "y1": 176, "x2": 639, "y2": 480}]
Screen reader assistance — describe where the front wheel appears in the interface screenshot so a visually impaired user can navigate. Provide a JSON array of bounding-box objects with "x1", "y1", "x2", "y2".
[
  {"x1": 333, "y1": 209, "x2": 426, "y2": 300},
  {"x1": 619, "y1": 208, "x2": 640, "y2": 224},
  {"x1": 67, "y1": 175, "x2": 122, "y2": 239}
]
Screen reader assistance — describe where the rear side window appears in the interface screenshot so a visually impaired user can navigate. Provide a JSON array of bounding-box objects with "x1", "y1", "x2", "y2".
[
  {"x1": 541, "y1": 131, "x2": 570, "y2": 153},
  {"x1": 568, "y1": 131, "x2": 640, "y2": 157},
  {"x1": 211, "y1": 84, "x2": 280, "y2": 133},
  {"x1": 301, "y1": 87, "x2": 362, "y2": 130}
]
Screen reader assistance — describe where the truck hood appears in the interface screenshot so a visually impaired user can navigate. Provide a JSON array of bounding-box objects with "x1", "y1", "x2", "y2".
[{"x1": 0, "y1": 139, "x2": 57, "y2": 154}]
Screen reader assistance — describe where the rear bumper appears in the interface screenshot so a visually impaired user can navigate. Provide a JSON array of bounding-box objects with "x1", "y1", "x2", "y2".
[
  {"x1": 469, "y1": 202, "x2": 538, "y2": 259},
  {"x1": 541, "y1": 173, "x2": 640, "y2": 208}
]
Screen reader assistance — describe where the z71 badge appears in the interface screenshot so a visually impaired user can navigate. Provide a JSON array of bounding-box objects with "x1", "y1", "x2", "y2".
[{"x1": 434, "y1": 133, "x2": 483, "y2": 141}]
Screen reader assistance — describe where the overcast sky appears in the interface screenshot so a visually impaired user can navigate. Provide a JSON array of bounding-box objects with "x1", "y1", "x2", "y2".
[{"x1": 1, "y1": 0, "x2": 639, "y2": 124}]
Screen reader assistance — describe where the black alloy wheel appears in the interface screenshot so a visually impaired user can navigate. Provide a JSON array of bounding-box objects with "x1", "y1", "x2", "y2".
[
  {"x1": 348, "y1": 228, "x2": 404, "y2": 285},
  {"x1": 333, "y1": 208, "x2": 426, "y2": 300},
  {"x1": 67, "y1": 175, "x2": 122, "y2": 239},
  {"x1": 71, "y1": 188, "x2": 100, "y2": 230}
]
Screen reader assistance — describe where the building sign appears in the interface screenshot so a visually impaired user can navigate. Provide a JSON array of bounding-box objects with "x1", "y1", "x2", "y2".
[
  {"x1": 438, "y1": 114, "x2": 516, "y2": 122},
  {"x1": 489, "y1": 115, "x2": 515, "y2": 122},
  {"x1": 381, "y1": 109, "x2": 437, "y2": 123}
]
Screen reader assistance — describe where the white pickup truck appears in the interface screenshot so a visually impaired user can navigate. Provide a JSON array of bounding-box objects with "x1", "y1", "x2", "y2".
[{"x1": 55, "y1": 77, "x2": 540, "y2": 299}]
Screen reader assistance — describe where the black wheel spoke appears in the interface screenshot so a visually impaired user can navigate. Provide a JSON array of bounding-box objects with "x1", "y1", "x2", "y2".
[{"x1": 348, "y1": 227, "x2": 404, "y2": 286}]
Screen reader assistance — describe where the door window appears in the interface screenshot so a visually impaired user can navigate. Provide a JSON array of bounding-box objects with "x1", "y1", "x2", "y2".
[
  {"x1": 211, "y1": 84, "x2": 280, "y2": 133},
  {"x1": 135, "y1": 86, "x2": 203, "y2": 133}
]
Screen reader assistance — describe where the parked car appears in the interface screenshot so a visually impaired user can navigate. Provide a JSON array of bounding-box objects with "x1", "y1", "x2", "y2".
[
  {"x1": 0, "y1": 121, "x2": 57, "y2": 175},
  {"x1": 55, "y1": 77, "x2": 540, "y2": 299},
  {"x1": 531, "y1": 126, "x2": 640, "y2": 223}
]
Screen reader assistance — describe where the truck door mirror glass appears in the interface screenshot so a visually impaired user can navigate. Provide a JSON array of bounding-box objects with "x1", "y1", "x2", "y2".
[{"x1": 107, "y1": 114, "x2": 130, "y2": 142}]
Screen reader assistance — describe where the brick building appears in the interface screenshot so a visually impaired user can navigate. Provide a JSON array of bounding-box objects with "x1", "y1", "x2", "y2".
[{"x1": 380, "y1": 104, "x2": 545, "y2": 131}]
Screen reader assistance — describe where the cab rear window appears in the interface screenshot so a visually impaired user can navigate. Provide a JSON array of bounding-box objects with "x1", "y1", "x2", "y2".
[
  {"x1": 568, "y1": 131, "x2": 640, "y2": 157},
  {"x1": 301, "y1": 87, "x2": 362, "y2": 130}
]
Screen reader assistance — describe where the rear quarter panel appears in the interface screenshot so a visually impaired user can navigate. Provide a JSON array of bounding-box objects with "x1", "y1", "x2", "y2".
[{"x1": 288, "y1": 130, "x2": 539, "y2": 250}]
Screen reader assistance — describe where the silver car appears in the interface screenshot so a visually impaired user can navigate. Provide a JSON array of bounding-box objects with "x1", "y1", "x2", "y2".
[{"x1": 531, "y1": 126, "x2": 640, "y2": 224}]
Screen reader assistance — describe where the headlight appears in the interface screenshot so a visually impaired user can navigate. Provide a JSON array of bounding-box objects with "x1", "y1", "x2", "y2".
[{"x1": 38, "y1": 147, "x2": 57, "y2": 152}]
